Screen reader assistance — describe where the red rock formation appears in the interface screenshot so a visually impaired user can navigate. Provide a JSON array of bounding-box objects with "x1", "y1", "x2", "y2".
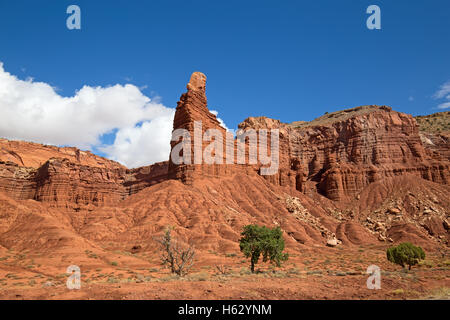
[
  {"x1": 0, "y1": 138, "x2": 121, "y2": 169},
  {"x1": 239, "y1": 106, "x2": 449, "y2": 202},
  {"x1": 0, "y1": 161, "x2": 36, "y2": 200},
  {"x1": 420, "y1": 132, "x2": 450, "y2": 161},
  {"x1": 162, "y1": 73, "x2": 448, "y2": 248},
  {"x1": 168, "y1": 72, "x2": 245, "y2": 183},
  {"x1": 0, "y1": 143, "x2": 168, "y2": 207},
  {"x1": 0, "y1": 71, "x2": 448, "y2": 257}
]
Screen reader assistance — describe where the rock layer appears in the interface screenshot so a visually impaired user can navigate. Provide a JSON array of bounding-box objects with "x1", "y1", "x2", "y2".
[
  {"x1": 0, "y1": 146, "x2": 168, "y2": 208},
  {"x1": 168, "y1": 75, "x2": 449, "y2": 203},
  {"x1": 0, "y1": 71, "x2": 448, "y2": 255},
  {"x1": 168, "y1": 72, "x2": 242, "y2": 183}
]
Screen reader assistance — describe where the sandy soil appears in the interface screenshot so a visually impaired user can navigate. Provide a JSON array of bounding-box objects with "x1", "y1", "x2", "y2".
[{"x1": 1, "y1": 245, "x2": 448, "y2": 300}]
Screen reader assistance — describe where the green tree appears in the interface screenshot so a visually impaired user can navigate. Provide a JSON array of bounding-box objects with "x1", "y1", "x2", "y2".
[
  {"x1": 386, "y1": 242, "x2": 425, "y2": 270},
  {"x1": 239, "y1": 225, "x2": 289, "y2": 273}
]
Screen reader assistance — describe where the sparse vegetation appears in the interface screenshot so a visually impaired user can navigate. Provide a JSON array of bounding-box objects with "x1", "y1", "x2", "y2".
[
  {"x1": 107, "y1": 276, "x2": 119, "y2": 284},
  {"x1": 239, "y1": 225, "x2": 289, "y2": 273},
  {"x1": 215, "y1": 265, "x2": 231, "y2": 275},
  {"x1": 386, "y1": 242, "x2": 425, "y2": 270},
  {"x1": 392, "y1": 288, "x2": 405, "y2": 295},
  {"x1": 188, "y1": 271, "x2": 209, "y2": 281},
  {"x1": 155, "y1": 227, "x2": 195, "y2": 276},
  {"x1": 415, "y1": 111, "x2": 450, "y2": 134},
  {"x1": 418, "y1": 260, "x2": 434, "y2": 268}
]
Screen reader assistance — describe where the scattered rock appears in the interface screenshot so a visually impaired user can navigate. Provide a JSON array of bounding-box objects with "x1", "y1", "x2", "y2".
[
  {"x1": 374, "y1": 222, "x2": 385, "y2": 231},
  {"x1": 131, "y1": 245, "x2": 142, "y2": 253},
  {"x1": 326, "y1": 237, "x2": 342, "y2": 247},
  {"x1": 443, "y1": 220, "x2": 449, "y2": 230},
  {"x1": 387, "y1": 208, "x2": 401, "y2": 215}
]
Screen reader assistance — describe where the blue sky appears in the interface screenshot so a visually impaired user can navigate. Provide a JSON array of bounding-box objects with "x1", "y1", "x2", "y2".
[{"x1": 0, "y1": 0, "x2": 449, "y2": 167}]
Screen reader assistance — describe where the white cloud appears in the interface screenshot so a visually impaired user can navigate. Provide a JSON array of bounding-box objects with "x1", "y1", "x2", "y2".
[
  {"x1": 432, "y1": 80, "x2": 450, "y2": 110},
  {"x1": 433, "y1": 81, "x2": 450, "y2": 99},
  {"x1": 100, "y1": 111, "x2": 175, "y2": 168},
  {"x1": 210, "y1": 110, "x2": 229, "y2": 131},
  {"x1": 0, "y1": 62, "x2": 175, "y2": 168},
  {"x1": 0, "y1": 62, "x2": 232, "y2": 168},
  {"x1": 437, "y1": 102, "x2": 450, "y2": 109}
]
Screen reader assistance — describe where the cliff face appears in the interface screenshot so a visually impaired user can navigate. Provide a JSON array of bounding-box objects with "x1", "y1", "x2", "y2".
[
  {"x1": 415, "y1": 111, "x2": 450, "y2": 161},
  {"x1": 0, "y1": 138, "x2": 122, "y2": 169},
  {"x1": 168, "y1": 74, "x2": 449, "y2": 202},
  {"x1": 2, "y1": 73, "x2": 449, "y2": 207},
  {"x1": 234, "y1": 107, "x2": 450, "y2": 202},
  {"x1": 283, "y1": 107, "x2": 449, "y2": 201},
  {"x1": 0, "y1": 142, "x2": 168, "y2": 208},
  {"x1": 0, "y1": 72, "x2": 448, "y2": 253},
  {"x1": 168, "y1": 72, "x2": 241, "y2": 183},
  {"x1": 0, "y1": 161, "x2": 36, "y2": 200}
]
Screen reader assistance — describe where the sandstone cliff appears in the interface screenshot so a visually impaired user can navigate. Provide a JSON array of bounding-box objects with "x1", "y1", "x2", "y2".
[
  {"x1": 167, "y1": 80, "x2": 450, "y2": 203},
  {"x1": 237, "y1": 106, "x2": 449, "y2": 202},
  {"x1": 0, "y1": 139, "x2": 168, "y2": 208},
  {"x1": 0, "y1": 72, "x2": 448, "y2": 260}
]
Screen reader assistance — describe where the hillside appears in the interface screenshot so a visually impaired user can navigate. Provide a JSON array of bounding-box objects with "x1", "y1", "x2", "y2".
[
  {"x1": 415, "y1": 111, "x2": 450, "y2": 134},
  {"x1": 0, "y1": 72, "x2": 448, "y2": 299}
]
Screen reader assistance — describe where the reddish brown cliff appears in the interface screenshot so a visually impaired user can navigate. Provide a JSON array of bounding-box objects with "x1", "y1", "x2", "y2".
[
  {"x1": 0, "y1": 141, "x2": 168, "y2": 208},
  {"x1": 167, "y1": 74, "x2": 449, "y2": 204},
  {"x1": 0, "y1": 71, "x2": 448, "y2": 255},
  {"x1": 238, "y1": 107, "x2": 450, "y2": 202},
  {"x1": 168, "y1": 72, "x2": 243, "y2": 183}
]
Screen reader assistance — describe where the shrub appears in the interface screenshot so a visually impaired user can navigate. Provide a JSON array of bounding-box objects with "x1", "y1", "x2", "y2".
[
  {"x1": 216, "y1": 265, "x2": 231, "y2": 275},
  {"x1": 386, "y1": 242, "x2": 425, "y2": 270},
  {"x1": 239, "y1": 225, "x2": 289, "y2": 273},
  {"x1": 155, "y1": 228, "x2": 195, "y2": 276},
  {"x1": 392, "y1": 288, "x2": 404, "y2": 295}
]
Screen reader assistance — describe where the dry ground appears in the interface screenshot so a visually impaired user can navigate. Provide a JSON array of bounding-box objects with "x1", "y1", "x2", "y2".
[{"x1": 0, "y1": 244, "x2": 448, "y2": 300}]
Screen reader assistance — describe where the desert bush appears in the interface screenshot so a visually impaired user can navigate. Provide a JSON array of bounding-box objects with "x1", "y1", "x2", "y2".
[
  {"x1": 107, "y1": 276, "x2": 119, "y2": 284},
  {"x1": 392, "y1": 288, "x2": 405, "y2": 295},
  {"x1": 418, "y1": 260, "x2": 434, "y2": 268},
  {"x1": 155, "y1": 228, "x2": 195, "y2": 276},
  {"x1": 386, "y1": 242, "x2": 425, "y2": 270},
  {"x1": 239, "y1": 225, "x2": 289, "y2": 273},
  {"x1": 216, "y1": 265, "x2": 231, "y2": 275}
]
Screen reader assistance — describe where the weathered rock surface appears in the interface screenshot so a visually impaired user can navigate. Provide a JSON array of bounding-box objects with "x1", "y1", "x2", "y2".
[
  {"x1": 0, "y1": 138, "x2": 122, "y2": 169},
  {"x1": 164, "y1": 73, "x2": 449, "y2": 248},
  {"x1": 0, "y1": 71, "x2": 448, "y2": 259},
  {"x1": 167, "y1": 74, "x2": 449, "y2": 204},
  {"x1": 168, "y1": 72, "x2": 249, "y2": 183},
  {"x1": 415, "y1": 111, "x2": 450, "y2": 160},
  {"x1": 0, "y1": 143, "x2": 168, "y2": 208},
  {"x1": 239, "y1": 106, "x2": 449, "y2": 202}
]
